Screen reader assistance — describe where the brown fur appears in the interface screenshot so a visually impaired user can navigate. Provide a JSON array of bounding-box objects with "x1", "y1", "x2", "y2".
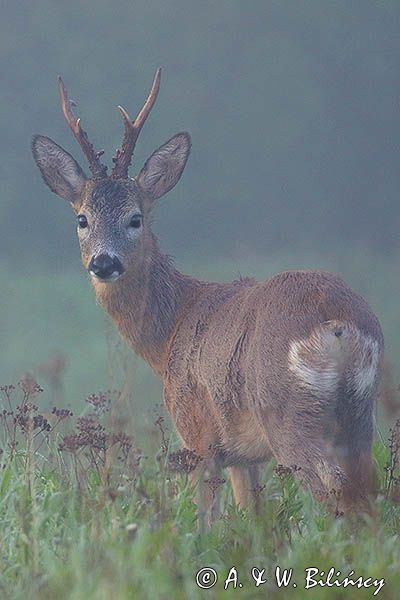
[
  {"x1": 32, "y1": 80, "x2": 384, "y2": 518},
  {"x1": 95, "y1": 240, "x2": 383, "y2": 511}
]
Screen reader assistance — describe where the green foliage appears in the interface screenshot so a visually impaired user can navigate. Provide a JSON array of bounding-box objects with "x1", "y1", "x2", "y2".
[
  {"x1": 0, "y1": 380, "x2": 399, "y2": 599},
  {"x1": 0, "y1": 438, "x2": 399, "y2": 599},
  {"x1": 2, "y1": 2, "x2": 400, "y2": 597}
]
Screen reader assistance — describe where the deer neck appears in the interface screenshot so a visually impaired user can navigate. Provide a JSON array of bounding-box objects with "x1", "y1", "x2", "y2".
[{"x1": 93, "y1": 234, "x2": 200, "y2": 376}]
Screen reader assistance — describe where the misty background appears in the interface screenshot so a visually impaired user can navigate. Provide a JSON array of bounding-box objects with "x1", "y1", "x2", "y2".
[{"x1": 1, "y1": 1, "x2": 399, "y2": 417}]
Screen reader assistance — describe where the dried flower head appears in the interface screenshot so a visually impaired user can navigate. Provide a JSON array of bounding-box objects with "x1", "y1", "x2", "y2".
[
  {"x1": 168, "y1": 448, "x2": 203, "y2": 474},
  {"x1": 19, "y1": 374, "x2": 43, "y2": 398}
]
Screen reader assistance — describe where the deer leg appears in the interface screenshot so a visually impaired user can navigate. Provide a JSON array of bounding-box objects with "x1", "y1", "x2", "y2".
[
  {"x1": 341, "y1": 448, "x2": 373, "y2": 513},
  {"x1": 336, "y1": 405, "x2": 374, "y2": 510},
  {"x1": 229, "y1": 464, "x2": 261, "y2": 512},
  {"x1": 267, "y1": 419, "x2": 348, "y2": 511},
  {"x1": 190, "y1": 457, "x2": 221, "y2": 527},
  {"x1": 249, "y1": 465, "x2": 262, "y2": 514}
]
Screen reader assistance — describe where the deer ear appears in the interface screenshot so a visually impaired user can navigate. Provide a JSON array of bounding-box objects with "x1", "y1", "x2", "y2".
[
  {"x1": 137, "y1": 132, "x2": 191, "y2": 200},
  {"x1": 32, "y1": 135, "x2": 87, "y2": 204}
]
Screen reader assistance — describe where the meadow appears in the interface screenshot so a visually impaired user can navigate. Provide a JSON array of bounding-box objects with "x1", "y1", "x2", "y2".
[
  {"x1": 2, "y1": 248, "x2": 400, "y2": 599},
  {"x1": 1, "y1": 1, "x2": 399, "y2": 597},
  {"x1": 0, "y1": 373, "x2": 399, "y2": 599}
]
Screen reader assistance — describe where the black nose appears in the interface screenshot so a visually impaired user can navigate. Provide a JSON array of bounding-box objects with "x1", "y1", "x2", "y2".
[{"x1": 88, "y1": 254, "x2": 124, "y2": 280}]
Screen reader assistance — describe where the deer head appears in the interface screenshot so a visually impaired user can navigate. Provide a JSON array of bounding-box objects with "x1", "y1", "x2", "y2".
[{"x1": 32, "y1": 69, "x2": 191, "y2": 282}]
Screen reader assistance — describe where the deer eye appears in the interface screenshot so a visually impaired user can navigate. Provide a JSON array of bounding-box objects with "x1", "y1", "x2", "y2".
[
  {"x1": 129, "y1": 214, "x2": 142, "y2": 229},
  {"x1": 77, "y1": 214, "x2": 88, "y2": 229}
]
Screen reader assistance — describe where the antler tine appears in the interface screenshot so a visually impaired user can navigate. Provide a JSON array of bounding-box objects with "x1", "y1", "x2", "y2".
[
  {"x1": 111, "y1": 67, "x2": 161, "y2": 179},
  {"x1": 58, "y1": 76, "x2": 108, "y2": 179}
]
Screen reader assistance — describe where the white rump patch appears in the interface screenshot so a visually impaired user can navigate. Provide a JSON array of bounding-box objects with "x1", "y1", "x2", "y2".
[
  {"x1": 288, "y1": 321, "x2": 381, "y2": 397},
  {"x1": 350, "y1": 334, "x2": 380, "y2": 397},
  {"x1": 288, "y1": 327, "x2": 342, "y2": 394}
]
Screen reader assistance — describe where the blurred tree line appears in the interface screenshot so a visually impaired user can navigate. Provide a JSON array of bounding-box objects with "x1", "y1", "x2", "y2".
[{"x1": 1, "y1": 0, "x2": 399, "y2": 269}]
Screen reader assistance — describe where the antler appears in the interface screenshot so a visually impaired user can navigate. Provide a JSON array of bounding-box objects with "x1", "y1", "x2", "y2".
[
  {"x1": 111, "y1": 68, "x2": 161, "y2": 179},
  {"x1": 58, "y1": 76, "x2": 108, "y2": 179}
]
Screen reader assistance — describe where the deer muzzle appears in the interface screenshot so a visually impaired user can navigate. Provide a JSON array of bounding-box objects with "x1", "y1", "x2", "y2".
[{"x1": 88, "y1": 253, "x2": 124, "y2": 282}]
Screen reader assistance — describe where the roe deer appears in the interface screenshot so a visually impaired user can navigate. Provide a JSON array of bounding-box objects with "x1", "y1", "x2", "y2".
[{"x1": 32, "y1": 69, "x2": 383, "y2": 519}]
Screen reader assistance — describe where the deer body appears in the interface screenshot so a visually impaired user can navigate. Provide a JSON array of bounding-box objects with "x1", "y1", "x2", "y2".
[
  {"x1": 96, "y1": 252, "x2": 382, "y2": 504},
  {"x1": 32, "y1": 70, "x2": 383, "y2": 515}
]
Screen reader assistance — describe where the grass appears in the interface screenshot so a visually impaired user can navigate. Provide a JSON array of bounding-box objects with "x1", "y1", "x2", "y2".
[
  {"x1": 0, "y1": 377, "x2": 399, "y2": 600},
  {"x1": 2, "y1": 245, "x2": 400, "y2": 598}
]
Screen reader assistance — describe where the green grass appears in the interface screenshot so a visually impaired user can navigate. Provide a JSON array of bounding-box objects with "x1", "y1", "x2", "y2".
[
  {"x1": 0, "y1": 381, "x2": 399, "y2": 600},
  {"x1": 2, "y1": 246, "x2": 400, "y2": 598}
]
